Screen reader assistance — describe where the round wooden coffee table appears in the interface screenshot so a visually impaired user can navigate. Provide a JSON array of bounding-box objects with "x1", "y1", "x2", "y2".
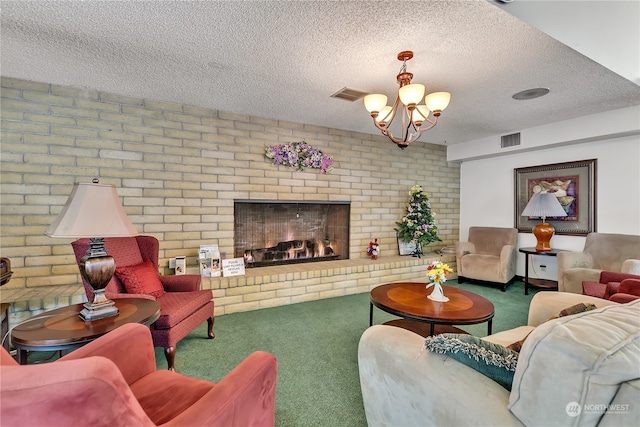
[
  {"x1": 370, "y1": 282, "x2": 495, "y2": 337},
  {"x1": 11, "y1": 298, "x2": 160, "y2": 364}
]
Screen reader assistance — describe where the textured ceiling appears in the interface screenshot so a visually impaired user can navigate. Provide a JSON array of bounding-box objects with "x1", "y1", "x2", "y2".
[{"x1": 1, "y1": 0, "x2": 639, "y2": 146}]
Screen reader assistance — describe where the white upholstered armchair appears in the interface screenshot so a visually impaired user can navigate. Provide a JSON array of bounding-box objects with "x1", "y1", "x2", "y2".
[{"x1": 455, "y1": 227, "x2": 518, "y2": 291}]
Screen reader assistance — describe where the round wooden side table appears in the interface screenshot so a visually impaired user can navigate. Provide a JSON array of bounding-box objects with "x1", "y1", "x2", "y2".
[{"x1": 11, "y1": 298, "x2": 160, "y2": 364}]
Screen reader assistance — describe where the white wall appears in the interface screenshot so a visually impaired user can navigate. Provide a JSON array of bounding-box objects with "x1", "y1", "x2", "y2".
[
  {"x1": 448, "y1": 105, "x2": 640, "y2": 162},
  {"x1": 458, "y1": 133, "x2": 640, "y2": 280},
  {"x1": 494, "y1": 0, "x2": 640, "y2": 85}
]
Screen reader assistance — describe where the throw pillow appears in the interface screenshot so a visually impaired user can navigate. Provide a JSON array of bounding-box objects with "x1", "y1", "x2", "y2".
[
  {"x1": 424, "y1": 333, "x2": 518, "y2": 390},
  {"x1": 547, "y1": 302, "x2": 597, "y2": 320},
  {"x1": 115, "y1": 260, "x2": 165, "y2": 298},
  {"x1": 507, "y1": 302, "x2": 598, "y2": 352},
  {"x1": 506, "y1": 332, "x2": 531, "y2": 353}
]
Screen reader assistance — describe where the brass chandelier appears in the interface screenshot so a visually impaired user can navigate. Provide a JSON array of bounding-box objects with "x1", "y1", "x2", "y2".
[{"x1": 364, "y1": 51, "x2": 450, "y2": 149}]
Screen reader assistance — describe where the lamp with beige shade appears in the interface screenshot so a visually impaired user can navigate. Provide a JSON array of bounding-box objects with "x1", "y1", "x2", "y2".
[{"x1": 45, "y1": 179, "x2": 137, "y2": 320}]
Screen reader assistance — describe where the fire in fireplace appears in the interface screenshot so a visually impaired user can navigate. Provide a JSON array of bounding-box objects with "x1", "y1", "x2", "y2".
[{"x1": 234, "y1": 201, "x2": 350, "y2": 267}]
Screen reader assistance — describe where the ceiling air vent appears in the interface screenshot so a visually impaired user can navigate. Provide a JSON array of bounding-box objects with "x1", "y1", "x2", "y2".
[
  {"x1": 331, "y1": 87, "x2": 368, "y2": 102},
  {"x1": 501, "y1": 132, "x2": 521, "y2": 148}
]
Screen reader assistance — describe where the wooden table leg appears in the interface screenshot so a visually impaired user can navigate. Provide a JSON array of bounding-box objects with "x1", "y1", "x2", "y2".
[
  {"x1": 369, "y1": 302, "x2": 373, "y2": 326},
  {"x1": 487, "y1": 319, "x2": 493, "y2": 335},
  {"x1": 1, "y1": 303, "x2": 9, "y2": 353},
  {"x1": 17, "y1": 349, "x2": 28, "y2": 365},
  {"x1": 524, "y1": 252, "x2": 530, "y2": 295}
]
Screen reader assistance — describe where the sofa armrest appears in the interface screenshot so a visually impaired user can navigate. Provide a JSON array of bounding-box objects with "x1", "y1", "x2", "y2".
[
  {"x1": 106, "y1": 290, "x2": 156, "y2": 301},
  {"x1": 358, "y1": 325, "x2": 523, "y2": 427},
  {"x1": 527, "y1": 291, "x2": 618, "y2": 327},
  {"x1": 619, "y1": 278, "x2": 640, "y2": 296},
  {"x1": 609, "y1": 293, "x2": 640, "y2": 303},
  {"x1": 599, "y1": 379, "x2": 640, "y2": 426},
  {"x1": 160, "y1": 274, "x2": 202, "y2": 292},
  {"x1": 455, "y1": 242, "x2": 475, "y2": 277},
  {"x1": 60, "y1": 323, "x2": 157, "y2": 385},
  {"x1": 557, "y1": 251, "x2": 594, "y2": 293},
  {"x1": 500, "y1": 245, "x2": 517, "y2": 281},
  {"x1": 622, "y1": 259, "x2": 640, "y2": 275},
  {"x1": 164, "y1": 351, "x2": 277, "y2": 427},
  {"x1": 611, "y1": 278, "x2": 640, "y2": 302},
  {"x1": 455, "y1": 241, "x2": 475, "y2": 257},
  {"x1": 1, "y1": 357, "x2": 152, "y2": 427}
]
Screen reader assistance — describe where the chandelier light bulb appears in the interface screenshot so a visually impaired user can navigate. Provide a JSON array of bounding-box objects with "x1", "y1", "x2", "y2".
[
  {"x1": 411, "y1": 105, "x2": 430, "y2": 125},
  {"x1": 364, "y1": 94, "x2": 388, "y2": 113},
  {"x1": 398, "y1": 83, "x2": 425, "y2": 106},
  {"x1": 376, "y1": 106, "x2": 393, "y2": 124},
  {"x1": 425, "y1": 92, "x2": 451, "y2": 114}
]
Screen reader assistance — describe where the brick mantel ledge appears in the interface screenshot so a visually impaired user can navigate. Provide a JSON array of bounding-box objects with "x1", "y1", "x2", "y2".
[
  {"x1": 1, "y1": 252, "x2": 456, "y2": 326},
  {"x1": 200, "y1": 252, "x2": 456, "y2": 315}
]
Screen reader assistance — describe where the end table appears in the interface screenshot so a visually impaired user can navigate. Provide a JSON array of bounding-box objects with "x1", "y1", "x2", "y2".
[
  {"x1": 11, "y1": 298, "x2": 160, "y2": 364},
  {"x1": 519, "y1": 247, "x2": 565, "y2": 295}
]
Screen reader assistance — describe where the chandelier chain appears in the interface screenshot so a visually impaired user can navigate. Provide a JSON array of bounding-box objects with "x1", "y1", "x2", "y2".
[{"x1": 399, "y1": 59, "x2": 408, "y2": 74}]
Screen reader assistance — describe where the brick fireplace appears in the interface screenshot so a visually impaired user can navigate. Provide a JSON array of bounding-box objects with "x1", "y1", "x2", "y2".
[{"x1": 234, "y1": 201, "x2": 350, "y2": 267}]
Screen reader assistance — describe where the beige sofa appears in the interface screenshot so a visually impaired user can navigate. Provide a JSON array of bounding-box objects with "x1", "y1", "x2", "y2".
[
  {"x1": 358, "y1": 292, "x2": 640, "y2": 427},
  {"x1": 455, "y1": 227, "x2": 518, "y2": 291},
  {"x1": 557, "y1": 233, "x2": 640, "y2": 294}
]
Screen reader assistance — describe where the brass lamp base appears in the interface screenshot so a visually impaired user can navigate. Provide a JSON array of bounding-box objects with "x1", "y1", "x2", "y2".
[
  {"x1": 79, "y1": 238, "x2": 120, "y2": 321},
  {"x1": 79, "y1": 288, "x2": 119, "y2": 321},
  {"x1": 532, "y1": 222, "x2": 555, "y2": 252}
]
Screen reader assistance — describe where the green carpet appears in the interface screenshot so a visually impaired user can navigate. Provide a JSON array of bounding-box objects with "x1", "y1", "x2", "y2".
[{"x1": 156, "y1": 280, "x2": 538, "y2": 426}]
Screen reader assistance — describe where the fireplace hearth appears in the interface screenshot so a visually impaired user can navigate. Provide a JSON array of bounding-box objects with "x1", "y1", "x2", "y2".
[{"x1": 234, "y1": 201, "x2": 350, "y2": 268}]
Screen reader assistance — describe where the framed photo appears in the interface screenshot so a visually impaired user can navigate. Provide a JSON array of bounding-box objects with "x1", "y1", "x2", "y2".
[
  {"x1": 514, "y1": 159, "x2": 597, "y2": 235},
  {"x1": 398, "y1": 236, "x2": 420, "y2": 256}
]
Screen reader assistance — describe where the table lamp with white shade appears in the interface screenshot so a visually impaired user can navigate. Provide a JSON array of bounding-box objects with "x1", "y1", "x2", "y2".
[{"x1": 521, "y1": 192, "x2": 568, "y2": 252}]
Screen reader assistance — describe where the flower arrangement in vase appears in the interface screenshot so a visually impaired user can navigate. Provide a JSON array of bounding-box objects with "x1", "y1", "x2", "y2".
[{"x1": 426, "y1": 260, "x2": 453, "y2": 302}]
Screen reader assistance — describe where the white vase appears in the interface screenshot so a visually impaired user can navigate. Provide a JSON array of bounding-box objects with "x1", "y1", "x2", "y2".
[{"x1": 427, "y1": 282, "x2": 449, "y2": 302}]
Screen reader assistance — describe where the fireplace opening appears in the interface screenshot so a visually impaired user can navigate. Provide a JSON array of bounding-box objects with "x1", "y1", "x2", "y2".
[{"x1": 234, "y1": 201, "x2": 350, "y2": 267}]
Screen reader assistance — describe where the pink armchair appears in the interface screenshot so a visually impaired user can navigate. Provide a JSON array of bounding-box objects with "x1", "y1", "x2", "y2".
[
  {"x1": 1, "y1": 323, "x2": 278, "y2": 427},
  {"x1": 72, "y1": 236, "x2": 214, "y2": 371}
]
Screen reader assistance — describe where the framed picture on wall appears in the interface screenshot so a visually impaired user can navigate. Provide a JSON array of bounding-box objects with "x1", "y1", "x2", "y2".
[{"x1": 514, "y1": 159, "x2": 597, "y2": 235}]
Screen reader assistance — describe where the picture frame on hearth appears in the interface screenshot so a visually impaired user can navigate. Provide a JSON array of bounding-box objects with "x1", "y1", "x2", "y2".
[
  {"x1": 514, "y1": 159, "x2": 597, "y2": 235},
  {"x1": 398, "y1": 236, "x2": 420, "y2": 256}
]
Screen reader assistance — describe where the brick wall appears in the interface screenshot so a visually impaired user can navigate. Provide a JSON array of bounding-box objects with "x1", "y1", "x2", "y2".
[{"x1": 0, "y1": 77, "x2": 460, "y2": 324}]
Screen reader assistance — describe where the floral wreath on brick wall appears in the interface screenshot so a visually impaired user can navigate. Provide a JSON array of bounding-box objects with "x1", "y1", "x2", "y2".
[{"x1": 265, "y1": 141, "x2": 334, "y2": 174}]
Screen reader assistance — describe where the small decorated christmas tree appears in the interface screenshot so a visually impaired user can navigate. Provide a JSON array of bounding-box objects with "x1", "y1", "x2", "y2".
[{"x1": 395, "y1": 185, "x2": 441, "y2": 255}]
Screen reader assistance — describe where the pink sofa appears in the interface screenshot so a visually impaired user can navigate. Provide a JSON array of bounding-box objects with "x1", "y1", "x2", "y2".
[
  {"x1": 583, "y1": 271, "x2": 640, "y2": 303},
  {"x1": 1, "y1": 323, "x2": 278, "y2": 427},
  {"x1": 72, "y1": 236, "x2": 214, "y2": 371}
]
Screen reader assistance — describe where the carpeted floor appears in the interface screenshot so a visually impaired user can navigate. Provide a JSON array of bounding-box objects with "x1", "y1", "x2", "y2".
[{"x1": 156, "y1": 279, "x2": 538, "y2": 426}]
